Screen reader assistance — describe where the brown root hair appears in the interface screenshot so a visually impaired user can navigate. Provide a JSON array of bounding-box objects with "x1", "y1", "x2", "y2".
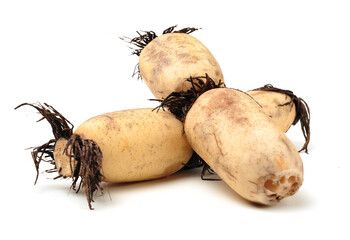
[
  {"x1": 251, "y1": 84, "x2": 311, "y2": 153},
  {"x1": 121, "y1": 25, "x2": 200, "y2": 56},
  {"x1": 121, "y1": 25, "x2": 200, "y2": 79},
  {"x1": 153, "y1": 74, "x2": 225, "y2": 122},
  {"x1": 64, "y1": 134, "x2": 103, "y2": 210},
  {"x1": 15, "y1": 103, "x2": 103, "y2": 210},
  {"x1": 153, "y1": 74, "x2": 225, "y2": 177}
]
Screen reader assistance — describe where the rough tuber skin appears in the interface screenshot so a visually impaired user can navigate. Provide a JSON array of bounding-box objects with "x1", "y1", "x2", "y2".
[
  {"x1": 138, "y1": 32, "x2": 224, "y2": 99},
  {"x1": 123, "y1": 25, "x2": 224, "y2": 100},
  {"x1": 54, "y1": 138, "x2": 76, "y2": 177},
  {"x1": 71, "y1": 109, "x2": 193, "y2": 183},
  {"x1": 51, "y1": 109, "x2": 193, "y2": 183},
  {"x1": 247, "y1": 90, "x2": 296, "y2": 132},
  {"x1": 247, "y1": 84, "x2": 311, "y2": 153},
  {"x1": 184, "y1": 88, "x2": 304, "y2": 205},
  {"x1": 17, "y1": 103, "x2": 193, "y2": 209}
]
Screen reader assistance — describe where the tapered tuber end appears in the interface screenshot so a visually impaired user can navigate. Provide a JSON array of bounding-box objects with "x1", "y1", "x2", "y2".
[
  {"x1": 250, "y1": 85, "x2": 311, "y2": 153},
  {"x1": 15, "y1": 102, "x2": 103, "y2": 210},
  {"x1": 54, "y1": 138, "x2": 76, "y2": 177},
  {"x1": 121, "y1": 25, "x2": 200, "y2": 56},
  {"x1": 121, "y1": 25, "x2": 200, "y2": 79},
  {"x1": 262, "y1": 171, "x2": 303, "y2": 204}
]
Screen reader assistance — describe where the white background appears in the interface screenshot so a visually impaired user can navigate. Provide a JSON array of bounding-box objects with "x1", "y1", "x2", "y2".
[{"x1": 1, "y1": 0, "x2": 349, "y2": 239}]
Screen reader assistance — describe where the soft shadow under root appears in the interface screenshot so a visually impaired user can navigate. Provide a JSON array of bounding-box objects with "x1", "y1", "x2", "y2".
[
  {"x1": 15, "y1": 103, "x2": 103, "y2": 210},
  {"x1": 252, "y1": 84, "x2": 311, "y2": 153}
]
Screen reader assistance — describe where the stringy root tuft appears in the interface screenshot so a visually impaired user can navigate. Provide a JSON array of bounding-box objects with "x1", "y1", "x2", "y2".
[
  {"x1": 121, "y1": 25, "x2": 199, "y2": 79},
  {"x1": 251, "y1": 85, "x2": 311, "y2": 153},
  {"x1": 153, "y1": 74, "x2": 225, "y2": 122},
  {"x1": 121, "y1": 25, "x2": 199, "y2": 56},
  {"x1": 15, "y1": 102, "x2": 104, "y2": 210}
]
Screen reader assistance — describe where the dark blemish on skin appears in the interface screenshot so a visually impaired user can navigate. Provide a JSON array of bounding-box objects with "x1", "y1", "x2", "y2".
[
  {"x1": 148, "y1": 50, "x2": 173, "y2": 81},
  {"x1": 234, "y1": 116, "x2": 250, "y2": 126},
  {"x1": 279, "y1": 101, "x2": 293, "y2": 107},
  {"x1": 227, "y1": 171, "x2": 236, "y2": 181},
  {"x1": 161, "y1": 56, "x2": 172, "y2": 66},
  {"x1": 166, "y1": 35, "x2": 173, "y2": 41},
  {"x1": 102, "y1": 114, "x2": 113, "y2": 120},
  {"x1": 146, "y1": 45, "x2": 172, "y2": 66},
  {"x1": 223, "y1": 94, "x2": 253, "y2": 126},
  {"x1": 216, "y1": 162, "x2": 236, "y2": 182},
  {"x1": 249, "y1": 180, "x2": 258, "y2": 186},
  {"x1": 151, "y1": 68, "x2": 158, "y2": 81},
  {"x1": 152, "y1": 51, "x2": 172, "y2": 67},
  {"x1": 101, "y1": 115, "x2": 121, "y2": 132},
  {"x1": 177, "y1": 53, "x2": 198, "y2": 64},
  {"x1": 217, "y1": 92, "x2": 236, "y2": 106},
  {"x1": 278, "y1": 100, "x2": 294, "y2": 114},
  {"x1": 192, "y1": 124, "x2": 198, "y2": 135},
  {"x1": 211, "y1": 133, "x2": 224, "y2": 157}
]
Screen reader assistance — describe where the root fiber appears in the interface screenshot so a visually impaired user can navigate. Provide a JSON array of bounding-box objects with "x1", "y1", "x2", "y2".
[
  {"x1": 251, "y1": 84, "x2": 311, "y2": 153},
  {"x1": 15, "y1": 103, "x2": 103, "y2": 210}
]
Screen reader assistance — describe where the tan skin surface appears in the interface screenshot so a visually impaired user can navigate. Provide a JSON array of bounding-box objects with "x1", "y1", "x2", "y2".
[
  {"x1": 185, "y1": 88, "x2": 303, "y2": 205},
  {"x1": 139, "y1": 33, "x2": 224, "y2": 99},
  {"x1": 54, "y1": 109, "x2": 193, "y2": 183},
  {"x1": 247, "y1": 90, "x2": 297, "y2": 132}
]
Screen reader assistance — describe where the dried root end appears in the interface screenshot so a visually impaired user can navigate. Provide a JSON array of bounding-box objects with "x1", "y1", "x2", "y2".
[
  {"x1": 16, "y1": 102, "x2": 104, "y2": 210},
  {"x1": 15, "y1": 102, "x2": 73, "y2": 140},
  {"x1": 15, "y1": 102, "x2": 73, "y2": 184},
  {"x1": 29, "y1": 139, "x2": 57, "y2": 185},
  {"x1": 153, "y1": 74, "x2": 224, "y2": 176},
  {"x1": 296, "y1": 97, "x2": 310, "y2": 153},
  {"x1": 121, "y1": 25, "x2": 200, "y2": 57},
  {"x1": 153, "y1": 74, "x2": 225, "y2": 122},
  {"x1": 64, "y1": 134, "x2": 104, "y2": 210},
  {"x1": 250, "y1": 85, "x2": 311, "y2": 153},
  {"x1": 54, "y1": 138, "x2": 76, "y2": 177},
  {"x1": 121, "y1": 25, "x2": 200, "y2": 80}
]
